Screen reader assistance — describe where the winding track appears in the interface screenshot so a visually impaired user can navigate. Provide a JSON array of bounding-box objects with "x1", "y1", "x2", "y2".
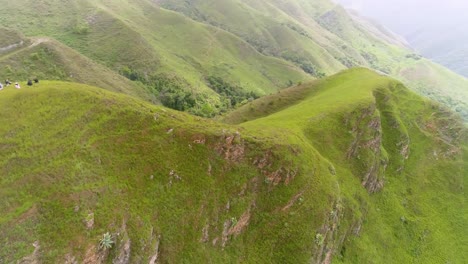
[{"x1": 0, "y1": 37, "x2": 49, "y2": 61}]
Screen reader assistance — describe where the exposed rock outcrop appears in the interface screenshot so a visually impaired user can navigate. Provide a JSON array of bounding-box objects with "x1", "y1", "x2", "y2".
[
  {"x1": 345, "y1": 105, "x2": 387, "y2": 193},
  {"x1": 312, "y1": 202, "x2": 345, "y2": 264},
  {"x1": 148, "y1": 235, "x2": 161, "y2": 264},
  {"x1": 253, "y1": 150, "x2": 299, "y2": 187},
  {"x1": 113, "y1": 221, "x2": 132, "y2": 264},
  {"x1": 215, "y1": 131, "x2": 245, "y2": 163},
  {"x1": 18, "y1": 241, "x2": 40, "y2": 264},
  {"x1": 114, "y1": 239, "x2": 131, "y2": 264}
]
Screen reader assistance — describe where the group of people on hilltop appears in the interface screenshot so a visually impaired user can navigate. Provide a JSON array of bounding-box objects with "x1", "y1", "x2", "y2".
[{"x1": 0, "y1": 78, "x2": 39, "y2": 90}]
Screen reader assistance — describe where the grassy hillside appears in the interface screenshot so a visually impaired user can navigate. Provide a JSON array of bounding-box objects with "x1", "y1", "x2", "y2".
[
  {"x1": 1, "y1": 69, "x2": 466, "y2": 263},
  {"x1": 220, "y1": 80, "x2": 322, "y2": 124},
  {"x1": 0, "y1": 30, "x2": 152, "y2": 101},
  {"x1": 0, "y1": 81, "x2": 338, "y2": 263},
  {"x1": 397, "y1": 58, "x2": 468, "y2": 120},
  {"x1": 0, "y1": 28, "x2": 29, "y2": 53}
]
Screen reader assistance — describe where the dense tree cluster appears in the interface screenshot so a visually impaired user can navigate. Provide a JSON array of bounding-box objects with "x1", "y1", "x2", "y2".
[
  {"x1": 121, "y1": 67, "x2": 259, "y2": 117},
  {"x1": 206, "y1": 76, "x2": 259, "y2": 107},
  {"x1": 121, "y1": 67, "x2": 196, "y2": 111},
  {"x1": 281, "y1": 52, "x2": 326, "y2": 78}
]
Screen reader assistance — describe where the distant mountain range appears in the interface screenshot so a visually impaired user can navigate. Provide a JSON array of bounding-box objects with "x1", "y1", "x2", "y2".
[{"x1": 335, "y1": 0, "x2": 468, "y2": 78}]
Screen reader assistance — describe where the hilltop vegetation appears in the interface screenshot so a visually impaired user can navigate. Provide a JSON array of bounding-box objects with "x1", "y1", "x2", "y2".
[
  {"x1": 0, "y1": 28, "x2": 29, "y2": 52},
  {"x1": 0, "y1": 69, "x2": 466, "y2": 263}
]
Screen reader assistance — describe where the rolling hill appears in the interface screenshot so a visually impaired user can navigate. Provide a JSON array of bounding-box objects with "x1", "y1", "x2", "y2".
[
  {"x1": 0, "y1": 0, "x2": 466, "y2": 263},
  {"x1": 0, "y1": 68, "x2": 466, "y2": 263}
]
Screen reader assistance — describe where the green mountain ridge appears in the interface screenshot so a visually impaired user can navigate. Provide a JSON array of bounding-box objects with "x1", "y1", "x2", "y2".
[
  {"x1": 0, "y1": 0, "x2": 467, "y2": 262},
  {"x1": 1, "y1": 69, "x2": 466, "y2": 263}
]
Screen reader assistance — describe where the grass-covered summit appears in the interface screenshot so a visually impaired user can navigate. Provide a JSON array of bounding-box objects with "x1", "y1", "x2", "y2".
[{"x1": 1, "y1": 68, "x2": 466, "y2": 263}]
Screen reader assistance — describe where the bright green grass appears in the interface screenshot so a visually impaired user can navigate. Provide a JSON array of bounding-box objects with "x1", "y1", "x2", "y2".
[
  {"x1": 1, "y1": 69, "x2": 466, "y2": 263},
  {"x1": 219, "y1": 80, "x2": 320, "y2": 125},
  {"x1": 0, "y1": 81, "x2": 337, "y2": 263}
]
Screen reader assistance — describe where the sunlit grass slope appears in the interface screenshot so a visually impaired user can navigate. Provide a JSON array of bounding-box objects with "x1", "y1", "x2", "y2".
[{"x1": 1, "y1": 69, "x2": 466, "y2": 263}]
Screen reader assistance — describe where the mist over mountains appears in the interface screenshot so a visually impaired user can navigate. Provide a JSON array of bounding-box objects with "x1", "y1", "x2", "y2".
[{"x1": 335, "y1": 0, "x2": 468, "y2": 77}]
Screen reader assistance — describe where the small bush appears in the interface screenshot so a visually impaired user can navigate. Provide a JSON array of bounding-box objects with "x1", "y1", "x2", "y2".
[
  {"x1": 99, "y1": 232, "x2": 114, "y2": 250},
  {"x1": 315, "y1": 233, "x2": 325, "y2": 246},
  {"x1": 72, "y1": 21, "x2": 90, "y2": 35}
]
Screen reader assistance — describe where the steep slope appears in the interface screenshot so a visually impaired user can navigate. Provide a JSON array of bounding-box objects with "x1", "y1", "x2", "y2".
[
  {"x1": 1, "y1": 69, "x2": 466, "y2": 263},
  {"x1": 398, "y1": 59, "x2": 468, "y2": 120},
  {"x1": 158, "y1": 0, "x2": 355, "y2": 75},
  {"x1": 226, "y1": 68, "x2": 468, "y2": 263},
  {"x1": 0, "y1": 28, "x2": 30, "y2": 55},
  {"x1": 0, "y1": 30, "x2": 152, "y2": 100}
]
